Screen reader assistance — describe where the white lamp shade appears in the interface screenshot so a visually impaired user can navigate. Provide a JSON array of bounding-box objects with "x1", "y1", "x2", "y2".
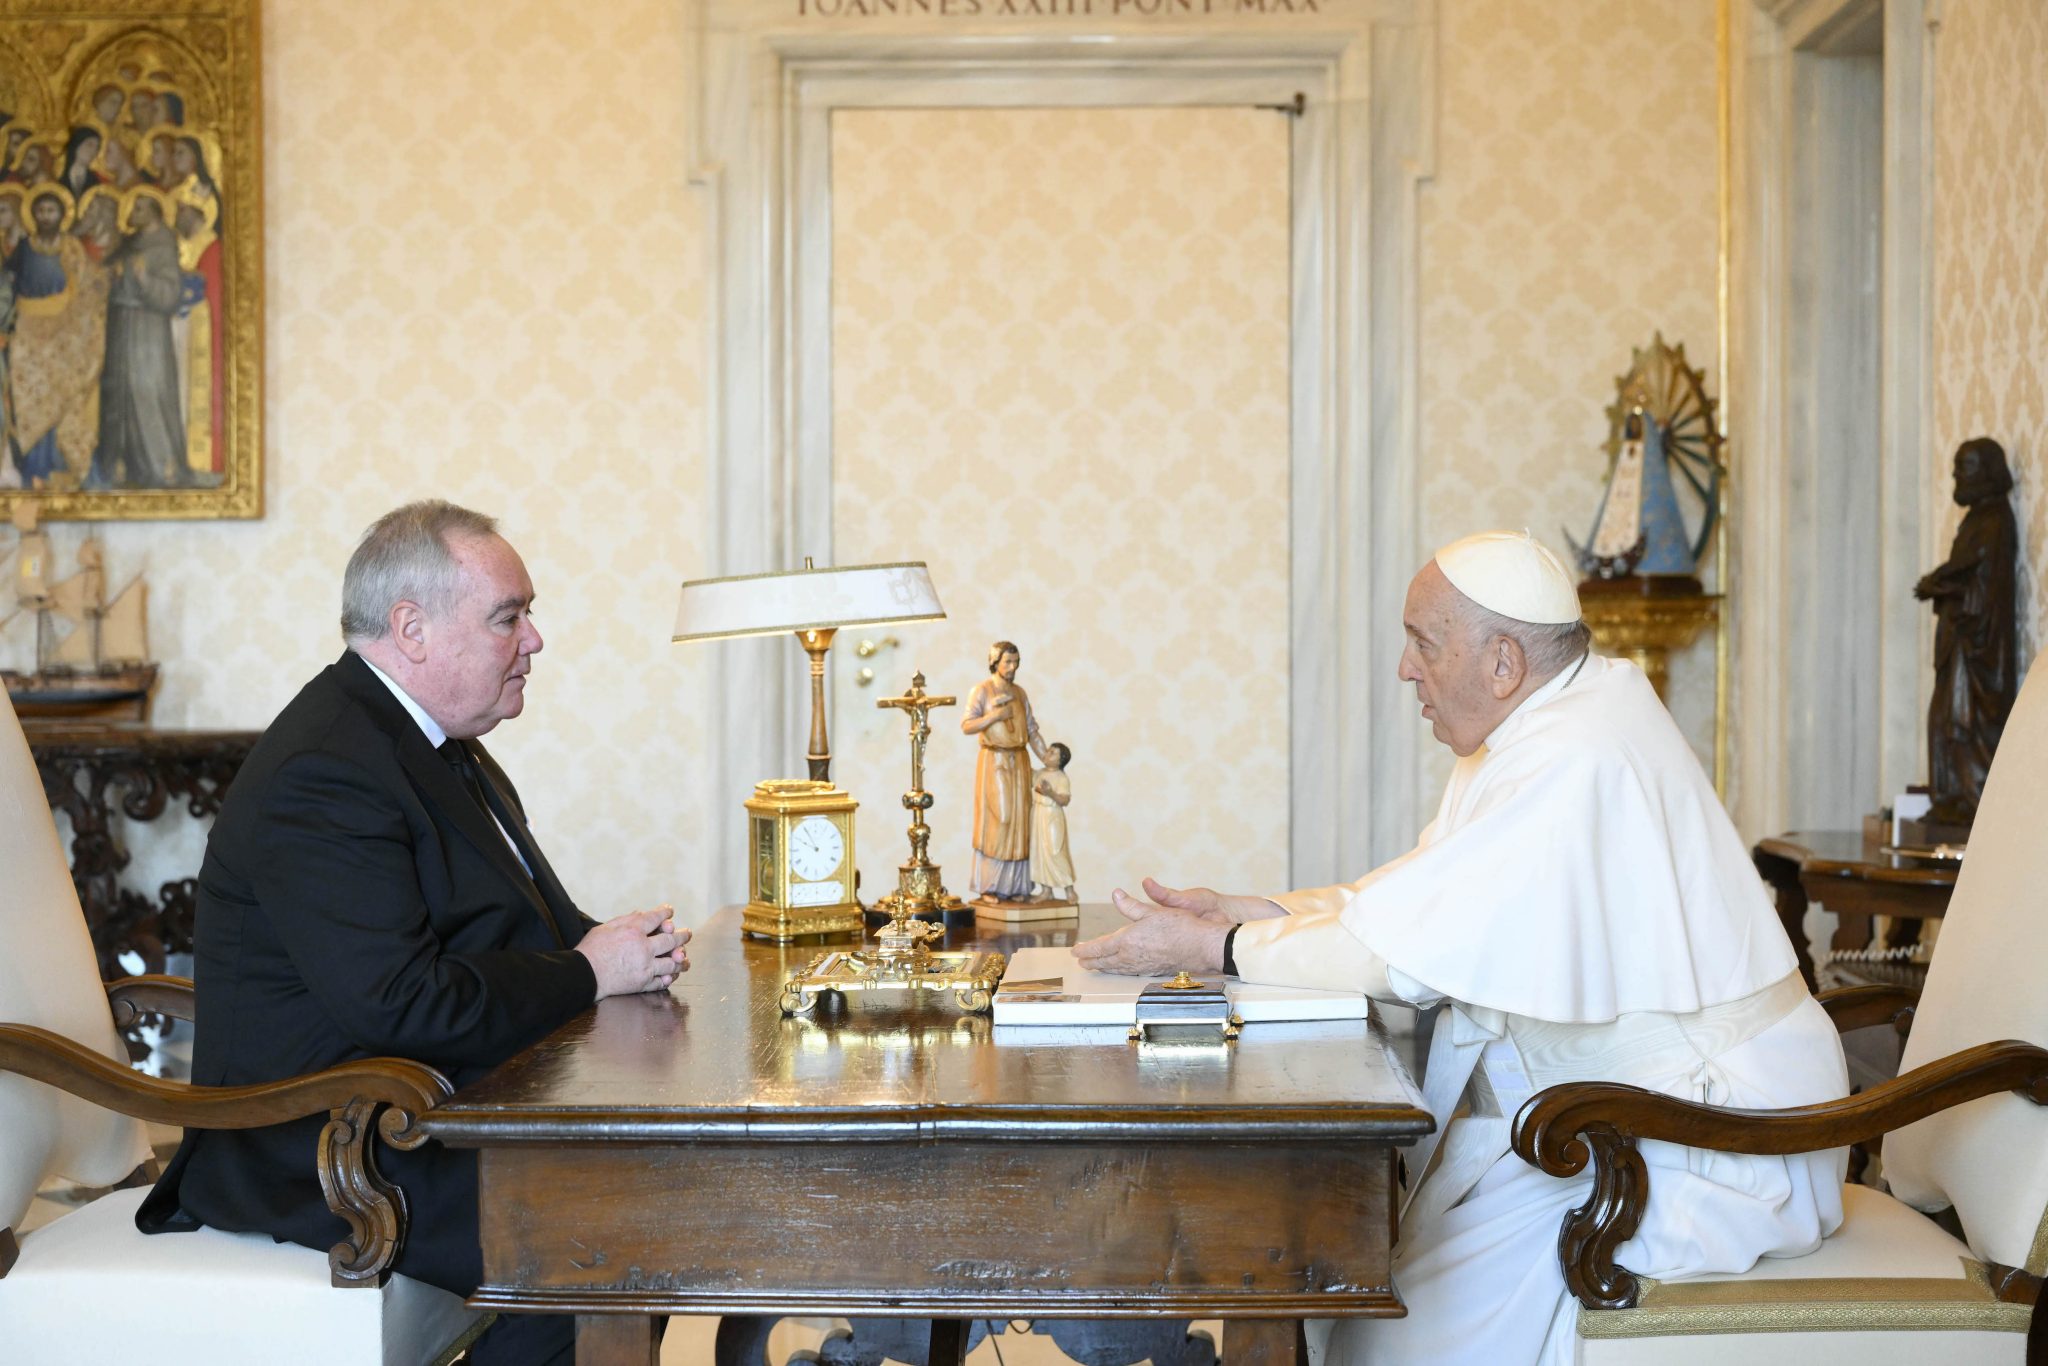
[{"x1": 673, "y1": 561, "x2": 945, "y2": 642}]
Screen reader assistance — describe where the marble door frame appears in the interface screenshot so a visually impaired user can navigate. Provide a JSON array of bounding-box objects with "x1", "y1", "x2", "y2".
[
  {"x1": 1728, "y1": 0, "x2": 1934, "y2": 837},
  {"x1": 685, "y1": 3, "x2": 1438, "y2": 908}
]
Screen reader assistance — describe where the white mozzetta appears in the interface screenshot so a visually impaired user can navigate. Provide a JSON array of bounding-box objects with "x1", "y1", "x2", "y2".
[{"x1": 1237, "y1": 656, "x2": 1791, "y2": 1022}]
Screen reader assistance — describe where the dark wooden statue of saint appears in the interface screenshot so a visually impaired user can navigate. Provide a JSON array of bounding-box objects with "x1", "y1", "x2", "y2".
[{"x1": 1914, "y1": 437, "x2": 2018, "y2": 824}]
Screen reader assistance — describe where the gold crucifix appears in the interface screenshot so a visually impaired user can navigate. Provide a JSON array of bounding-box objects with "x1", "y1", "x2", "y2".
[
  {"x1": 871, "y1": 671, "x2": 967, "y2": 928},
  {"x1": 877, "y1": 671, "x2": 955, "y2": 796},
  {"x1": 775, "y1": 665, "x2": 1000, "y2": 1013}
]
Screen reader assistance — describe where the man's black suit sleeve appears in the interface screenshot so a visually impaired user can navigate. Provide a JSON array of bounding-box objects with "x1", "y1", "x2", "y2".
[{"x1": 249, "y1": 748, "x2": 598, "y2": 1069}]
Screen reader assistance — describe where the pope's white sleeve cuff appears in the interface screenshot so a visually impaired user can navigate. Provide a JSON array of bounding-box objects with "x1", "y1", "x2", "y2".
[
  {"x1": 1268, "y1": 884, "x2": 1357, "y2": 919},
  {"x1": 1230, "y1": 912, "x2": 1399, "y2": 999}
]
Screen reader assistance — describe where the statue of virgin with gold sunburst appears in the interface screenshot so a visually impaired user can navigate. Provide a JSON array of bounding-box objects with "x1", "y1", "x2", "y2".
[{"x1": 1567, "y1": 333, "x2": 1724, "y2": 588}]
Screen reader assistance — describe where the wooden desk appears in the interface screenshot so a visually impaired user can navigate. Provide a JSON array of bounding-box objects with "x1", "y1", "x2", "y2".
[
  {"x1": 420, "y1": 906, "x2": 1433, "y2": 1366},
  {"x1": 1753, "y1": 830, "x2": 1958, "y2": 988}
]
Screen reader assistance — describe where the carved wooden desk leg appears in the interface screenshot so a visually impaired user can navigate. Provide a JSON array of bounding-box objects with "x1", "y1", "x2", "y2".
[
  {"x1": 928, "y1": 1317, "x2": 970, "y2": 1365},
  {"x1": 712, "y1": 1315, "x2": 776, "y2": 1366},
  {"x1": 1223, "y1": 1319, "x2": 1305, "y2": 1365},
  {"x1": 1752, "y1": 847, "x2": 1814, "y2": 988},
  {"x1": 1831, "y1": 911, "x2": 1876, "y2": 958},
  {"x1": 576, "y1": 1313, "x2": 657, "y2": 1366}
]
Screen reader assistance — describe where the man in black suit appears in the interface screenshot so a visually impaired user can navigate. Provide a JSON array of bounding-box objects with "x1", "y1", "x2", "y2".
[{"x1": 138, "y1": 500, "x2": 688, "y2": 1364}]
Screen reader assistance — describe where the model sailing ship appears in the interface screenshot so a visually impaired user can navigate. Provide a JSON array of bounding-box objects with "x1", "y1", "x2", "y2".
[{"x1": 2, "y1": 507, "x2": 156, "y2": 720}]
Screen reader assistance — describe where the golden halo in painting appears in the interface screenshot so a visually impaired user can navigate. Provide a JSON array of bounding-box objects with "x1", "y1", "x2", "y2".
[
  {"x1": 67, "y1": 28, "x2": 219, "y2": 133},
  {"x1": 117, "y1": 179, "x2": 171, "y2": 226},
  {"x1": 133, "y1": 117, "x2": 179, "y2": 179},
  {"x1": 0, "y1": 0, "x2": 260, "y2": 520},
  {"x1": 22, "y1": 179, "x2": 74, "y2": 230},
  {"x1": 171, "y1": 177, "x2": 215, "y2": 231}
]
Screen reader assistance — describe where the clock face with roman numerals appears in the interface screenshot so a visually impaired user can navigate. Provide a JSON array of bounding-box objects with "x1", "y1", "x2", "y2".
[{"x1": 788, "y1": 815, "x2": 846, "y2": 882}]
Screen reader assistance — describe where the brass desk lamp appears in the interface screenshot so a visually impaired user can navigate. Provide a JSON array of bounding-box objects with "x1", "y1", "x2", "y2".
[{"x1": 673, "y1": 559, "x2": 945, "y2": 940}]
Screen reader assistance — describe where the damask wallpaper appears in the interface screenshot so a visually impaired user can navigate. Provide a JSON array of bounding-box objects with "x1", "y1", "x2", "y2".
[
  {"x1": 829, "y1": 107, "x2": 1293, "y2": 904},
  {"x1": 1, "y1": 0, "x2": 1733, "y2": 916},
  {"x1": 1930, "y1": 0, "x2": 2046, "y2": 664},
  {"x1": 21, "y1": 0, "x2": 712, "y2": 920},
  {"x1": 1416, "y1": 0, "x2": 1722, "y2": 794}
]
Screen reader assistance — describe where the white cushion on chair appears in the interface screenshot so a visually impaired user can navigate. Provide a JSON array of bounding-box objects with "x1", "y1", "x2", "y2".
[
  {"x1": 0, "y1": 695, "x2": 152, "y2": 1234},
  {"x1": 1886, "y1": 655, "x2": 2048, "y2": 1274},
  {"x1": 1581, "y1": 1325, "x2": 2023, "y2": 1365},
  {"x1": 0, "y1": 1187, "x2": 482, "y2": 1365},
  {"x1": 1577, "y1": 1184, "x2": 2028, "y2": 1364}
]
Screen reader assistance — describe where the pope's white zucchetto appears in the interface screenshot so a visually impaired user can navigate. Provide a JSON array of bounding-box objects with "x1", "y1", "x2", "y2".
[{"x1": 1434, "y1": 531, "x2": 1582, "y2": 625}]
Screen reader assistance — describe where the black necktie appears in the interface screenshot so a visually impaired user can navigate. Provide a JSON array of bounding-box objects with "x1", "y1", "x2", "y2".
[
  {"x1": 438, "y1": 737, "x2": 493, "y2": 817},
  {"x1": 439, "y1": 738, "x2": 540, "y2": 880},
  {"x1": 438, "y1": 738, "x2": 564, "y2": 946}
]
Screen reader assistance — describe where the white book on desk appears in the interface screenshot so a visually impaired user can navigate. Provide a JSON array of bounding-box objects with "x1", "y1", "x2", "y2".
[{"x1": 991, "y1": 946, "x2": 1369, "y2": 1026}]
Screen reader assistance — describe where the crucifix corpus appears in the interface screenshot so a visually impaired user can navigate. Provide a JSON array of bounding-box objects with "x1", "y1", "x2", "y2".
[{"x1": 872, "y1": 672, "x2": 970, "y2": 927}]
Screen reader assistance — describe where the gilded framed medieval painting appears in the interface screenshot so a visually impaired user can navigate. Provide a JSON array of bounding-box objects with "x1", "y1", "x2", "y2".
[{"x1": 0, "y1": 0, "x2": 259, "y2": 520}]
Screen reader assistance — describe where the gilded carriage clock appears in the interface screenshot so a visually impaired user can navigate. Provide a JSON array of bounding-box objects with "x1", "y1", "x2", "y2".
[{"x1": 744, "y1": 779, "x2": 863, "y2": 940}]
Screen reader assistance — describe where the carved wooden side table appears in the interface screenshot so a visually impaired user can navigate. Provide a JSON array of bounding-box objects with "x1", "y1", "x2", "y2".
[{"x1": 1752, "y1": 829, "x2": 1957, "y2": 990}]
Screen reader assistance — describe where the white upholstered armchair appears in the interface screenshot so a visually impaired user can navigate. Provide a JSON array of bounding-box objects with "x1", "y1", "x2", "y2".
[
  {"x1": 1512, "y1": 653, "x2": 2048, "y2": 1363},
  {"x1": 0, "y1": 691, "x2": 483, "y2": 1364}
]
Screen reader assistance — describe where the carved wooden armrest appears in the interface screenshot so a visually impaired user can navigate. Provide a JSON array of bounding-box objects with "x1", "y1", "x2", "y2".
[
  {"x1": 1510, "y1": 1039, "x2": 2048, "y2": 1311},
  {"x1": 0, "y1": 1022, "x2": 453, "y2": 1288},
  {"x1": 105, "y1": 974, "x2": 198, "y2": 1028},
  {"x1": 1814, "y1": 983, "x2": 1920, "y2": 1037}
]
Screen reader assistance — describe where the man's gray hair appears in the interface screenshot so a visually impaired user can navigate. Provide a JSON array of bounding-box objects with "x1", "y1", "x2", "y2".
[
  {"x1": 340, "y1": 500, "x2": 498, "y2": 643},
  {"x1": 1465, "y1": 601, "x2": 1593, "y2": 680}
]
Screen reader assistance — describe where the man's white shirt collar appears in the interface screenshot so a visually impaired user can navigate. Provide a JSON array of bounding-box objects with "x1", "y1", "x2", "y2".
[
  {"x1": 357, "y1": 651, "x2": 533, "y2": 873},
  {"x1": 357, "y1": 653, "x2": 449, "y2": 749}
]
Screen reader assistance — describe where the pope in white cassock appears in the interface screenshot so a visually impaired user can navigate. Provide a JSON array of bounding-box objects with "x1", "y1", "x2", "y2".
[{"x1": 1077, "y1": 531, "x2": 1850, "y2": 1366}]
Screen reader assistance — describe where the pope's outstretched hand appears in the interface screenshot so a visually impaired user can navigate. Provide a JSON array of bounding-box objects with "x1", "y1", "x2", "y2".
[
  {"x1": 1122, "y1": 877, "x2": 1283, "y2": 926},
  {"x1": 1073, "y1": 880, "x2": 1236, "y2": 976}
]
